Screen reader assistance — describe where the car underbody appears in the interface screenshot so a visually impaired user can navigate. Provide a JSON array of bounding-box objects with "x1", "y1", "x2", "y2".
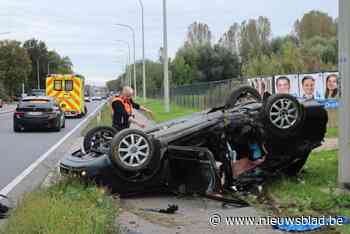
[{"x1": 60, "y1": 86, "x2": 328, "y2": 202}]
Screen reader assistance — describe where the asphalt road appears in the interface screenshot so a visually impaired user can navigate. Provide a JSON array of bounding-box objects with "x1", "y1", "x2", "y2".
[{"x1": 0, "y1": 101, "x2": 101, "y2": 191}]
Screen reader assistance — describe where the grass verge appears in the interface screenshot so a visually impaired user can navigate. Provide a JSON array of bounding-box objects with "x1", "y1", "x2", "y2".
[
  {"x1": 261, "y1": 150, "x2": 350, "y2": 234},
  {"x1": 1, "y1": 178, "x2": 118, "y2": 234},
  {"x1": 136, "y1": 98, "x2": 199, "y2": 123},
  {"x1": 326, "y1": 128, "x2": 338, "y2": 138}
]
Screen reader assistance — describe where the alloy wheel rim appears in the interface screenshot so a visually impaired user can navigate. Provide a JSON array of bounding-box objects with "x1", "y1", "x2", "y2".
[
  {"x1": 269, "y1": 98, "x2": 298, "y2": 129},
  {"x1": 118, "y1": 134, "x2": 150, "y2": 168}
]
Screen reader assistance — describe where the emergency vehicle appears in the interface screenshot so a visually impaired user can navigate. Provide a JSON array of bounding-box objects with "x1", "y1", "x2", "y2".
[{"x1": 46, "y1": 74, "x2": 87, "y2": 117}]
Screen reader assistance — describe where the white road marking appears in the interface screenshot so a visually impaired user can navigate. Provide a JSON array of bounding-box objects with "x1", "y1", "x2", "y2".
[{"x1": 0, "y1": 102, "x2": 106, "y2": 196}]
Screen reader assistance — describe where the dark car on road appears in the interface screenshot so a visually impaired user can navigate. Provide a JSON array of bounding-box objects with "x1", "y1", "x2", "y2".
[
  {"x1": 14, "y1": 96, "x2": 65, "y2": 132},
  {"x1": 60, "y1": 86, "x2": 328, "y2": 198}
]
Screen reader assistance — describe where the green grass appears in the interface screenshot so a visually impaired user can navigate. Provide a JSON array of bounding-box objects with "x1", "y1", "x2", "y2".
[
  {"x1": 136, "y1": 98, "x2": 199, "y2": 123},
  {"x1": 1, "y1": 179, "x2": 118, "y2": 234},
  {"x1": 264, "y1": 150, "x2": 350, "y2": 234},
  {"x1": 326, "y1": 128, "x2": 338, "y2": 138}
]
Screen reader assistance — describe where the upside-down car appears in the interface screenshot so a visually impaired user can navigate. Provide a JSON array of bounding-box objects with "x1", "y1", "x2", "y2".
[{"x1": 60, "y1": 86, "x2": 328, "y2": 198}]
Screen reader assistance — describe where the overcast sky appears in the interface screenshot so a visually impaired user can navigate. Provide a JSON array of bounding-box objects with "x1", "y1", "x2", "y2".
[{"x1": 0, "y1": 0, "x2": 338, "y2": 86}]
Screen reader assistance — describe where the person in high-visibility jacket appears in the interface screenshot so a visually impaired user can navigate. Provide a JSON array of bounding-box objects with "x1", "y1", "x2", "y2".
[{"x1": 111, "y1": 86, "x2": 153, "y2": 130}]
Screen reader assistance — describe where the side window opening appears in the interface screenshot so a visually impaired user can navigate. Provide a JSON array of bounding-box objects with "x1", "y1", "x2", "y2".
[{"x1": 65, "y1": 80, "x2": 73, "y2": 91}]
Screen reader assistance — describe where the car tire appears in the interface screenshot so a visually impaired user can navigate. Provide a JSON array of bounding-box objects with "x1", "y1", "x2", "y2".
[
  {"x1": 109, "y1": 129, "x2": 155, "y2": 172},
  {"x1": 263, "y1": 94, "x2": 304, "y2": 138},
  {"x1": 13, "y1": 123, "x2": 21, "y2": 132},
  {"x1": 54, "y1": 119, "x2": 61, "y2": 132},
  {"x1": 84, "y1": 106, "x2": 88, "y2": 116},
  {"x1": 62, "y1": 116, "x2": 66, "y2": 128},
  {"x1": 83, "y1": 126, "x2": 118, "y2": 153},
  {"x1": 225, "y1": 86, "x2": 262, "y2": 109}
]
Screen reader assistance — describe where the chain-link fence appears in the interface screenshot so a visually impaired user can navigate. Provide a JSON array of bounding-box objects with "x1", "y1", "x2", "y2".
[{"x1": 169, "y1": 78, "x2": 245, "y2": 109}]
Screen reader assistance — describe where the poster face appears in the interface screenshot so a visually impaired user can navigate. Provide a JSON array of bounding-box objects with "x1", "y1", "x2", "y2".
[
  {"x1": 299, "y1": 73, "x2": 323, "y2": 100},
  {"x1": 323, "y1": 72, "x2": 339, "y2": 99},
  {"x1": 248, "y1": 77, "x2": 273, "y2": 96},
  {"x1": 275, "y1": 74, "x2": 299, "y2": 97}
]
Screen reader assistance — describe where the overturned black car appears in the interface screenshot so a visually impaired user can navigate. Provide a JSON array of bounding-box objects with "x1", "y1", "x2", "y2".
[{"x1": 60, "y1": 86, "x2": 328, "y2": 197}]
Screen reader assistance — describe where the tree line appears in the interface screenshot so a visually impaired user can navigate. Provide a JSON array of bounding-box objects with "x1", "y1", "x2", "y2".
[
  {"x1": 107, "y1": 10, "x2": 338, "y2": 95},
  {"x1": 0, "y1": 38, "x2": 73, "y2": 100}
]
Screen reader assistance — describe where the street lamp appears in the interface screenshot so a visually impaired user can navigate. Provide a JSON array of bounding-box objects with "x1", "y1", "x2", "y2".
[
  {"x1": 137, "y1": 0, "x2": 147, "y2": 101},
  {"x1": 162, "y1": 0, "x2": 170, "y2": 112},
  {"x1": 115, "y1": 23, "x2": 137, "y2": 98},
  {"x1": 114, "y1": 40, "x2": 132, "y2": 86},
  {"x1": 36, "y1": 57, "x2": 42, "y2": 89}
]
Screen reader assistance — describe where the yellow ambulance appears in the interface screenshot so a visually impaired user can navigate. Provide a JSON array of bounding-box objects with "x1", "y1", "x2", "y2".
[{"x1": 46, "y1": 74, "x2": 87, "y2": 117}]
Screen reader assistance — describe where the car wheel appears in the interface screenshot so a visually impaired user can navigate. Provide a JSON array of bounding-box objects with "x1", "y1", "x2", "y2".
[
  {"x1": 13, "y1": 123, "x2": 21, "y2": 132},
  {"x1": 109, "y1": 129, "x2": 154, "y2": 172},
  {"x1": 54, "y1": 119, "x2": 61, "y2": 132},
  {"x1": 225, "y1": 86, "x2": 262, "y2": 109},
  {"x1": 263, "y1": 94, "x2": 304, "y2": 138},
  {"x1": 62, "y1": 116, "x2": 65, "y2": 128},
  {"x1": 83, "y1": 126, "x2": 118, "y2": 153}
]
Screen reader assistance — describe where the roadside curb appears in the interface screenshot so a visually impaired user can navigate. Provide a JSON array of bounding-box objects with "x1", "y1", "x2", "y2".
[{"x1": 0, "y1": 110, "x2": 14, "y2": 115}]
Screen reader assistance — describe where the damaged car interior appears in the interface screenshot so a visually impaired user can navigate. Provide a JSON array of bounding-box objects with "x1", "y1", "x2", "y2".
[{"x1": 60, "y1": 86, "x2": 328, "y2": 204}]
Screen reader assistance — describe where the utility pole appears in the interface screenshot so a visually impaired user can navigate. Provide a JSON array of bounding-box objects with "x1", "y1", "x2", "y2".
[
  {"x1": 138, "y1": 0, "x2": 147, "y2": 101},
  {"x1": 338, "y1": 0, "x2": 350, "y2": 189},
  {"x1": 37, "y1": 59, "x2": 40, "y2": 89},
  {"x1": 162, "y1": 0, "x2": 170, "y2": 112}
]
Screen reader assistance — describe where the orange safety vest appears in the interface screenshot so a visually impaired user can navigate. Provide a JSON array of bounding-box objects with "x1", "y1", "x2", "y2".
[{"x1": 111, "y1": 96, "x2": 133, "y2": 115}]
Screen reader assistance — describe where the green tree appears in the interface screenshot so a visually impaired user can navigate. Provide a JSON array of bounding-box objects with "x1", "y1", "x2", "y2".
[
  {"x1": 0, "y1": 40, "x2": 32, "y2": 97},
  {"x1": 171, "y1": 55, "x2": 195, "y2": 85},
  {"x1": 294, "y1": 10, "x2": 337, "y2": 42},
  {"x1": 242, "y1": 54, "x2": 283, "y2": 77},
  {"x1": 23, "y1": 38, "x2": 49, "y2": 89},
  {"x1": 239, "y1": 16, "x2": 272, "y2": 64},
  {"x1": 301, "y1": 36, "x2": 338, "y2": 71},
  {"x1": 280, "y1": 40, "x2": 304, "y2": 73},
  {"x1": 47, "y1": 51, "x2": 73, "y2": 75},
  {"x1": 23, "y1": 39, "x2": 74, "y2": 89},
  {"x1": 185, "y1": 22, "x2": 212, "y2": 47}
]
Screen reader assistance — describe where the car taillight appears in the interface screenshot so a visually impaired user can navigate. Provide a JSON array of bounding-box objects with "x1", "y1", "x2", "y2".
[{"x1": 15, "y1": 111, "x2": 25, "y2": 118}]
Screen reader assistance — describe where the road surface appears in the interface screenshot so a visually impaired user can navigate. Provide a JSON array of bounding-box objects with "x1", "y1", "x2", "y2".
[{"x1": 0, "y1": 101, "x2": 101, "y2": 192}]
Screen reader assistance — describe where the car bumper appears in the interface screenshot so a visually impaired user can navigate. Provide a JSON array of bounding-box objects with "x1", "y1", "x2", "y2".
[{"x1": 14, "y1": 116, "x2": 59, "y2": 129}]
